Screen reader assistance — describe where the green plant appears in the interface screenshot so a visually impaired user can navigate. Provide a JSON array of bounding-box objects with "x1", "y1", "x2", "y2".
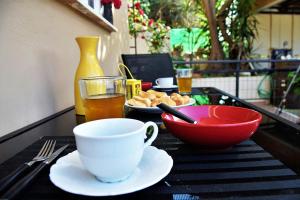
[
  {"x1": 128, "y1": 1, "x2": 170, "y2": 53},
  {"x1": 142, "y1": 0, "x2": 258, "y2": 60},
  {"x1": 288, "y1": 72, "x2": 300, "y2": 95},
  {"x1": 145, "y1": 19, "x2": 170, "y2": 53},
  {"x1": 175, "y1": 65, "x2": 190, "y2": 69},
  {"x1": 172, "y1": 44, "x2": 184, "y2": 55}
]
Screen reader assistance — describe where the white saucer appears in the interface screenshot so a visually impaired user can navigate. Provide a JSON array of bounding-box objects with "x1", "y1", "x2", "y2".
[
  {"x1": 49, "y1": 146, "x2": 173, "y2": 196},
  {"x1": 153, "y1": 85, "x2": 178, "y2": 89}
]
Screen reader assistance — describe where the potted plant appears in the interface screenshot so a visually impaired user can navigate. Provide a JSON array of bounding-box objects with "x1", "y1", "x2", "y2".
[{"x1": 128, "y1": 1, "x2": 170, "y2": 53}]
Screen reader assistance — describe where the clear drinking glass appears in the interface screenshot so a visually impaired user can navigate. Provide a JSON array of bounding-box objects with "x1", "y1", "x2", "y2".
[
  {"x1": 176, "y1": 68, "x2": 193, "y2": 95},
  {"x1": 79, "y1": 76, "x2": 126, "y2": 121}
]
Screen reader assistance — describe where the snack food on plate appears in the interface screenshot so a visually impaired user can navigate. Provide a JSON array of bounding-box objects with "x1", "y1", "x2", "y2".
[
  {"x1": 127, "y1": 90, "x2": 190, "y2": 107},
  {"x1": 127, "y1": 99, "x2": 147, "y2": 107},
  {"x1": 133, "y1": 96, "x2": 151, "y2": 107},
  {"x1": 170, "y1": 93, "x2": 190, "y2": 105},
  {"x1": 146, "y1": 90, "x2": 167, "y2": 98},
  {"x1": 138, "y1": 91, "x2": 156, "y2": 100}
]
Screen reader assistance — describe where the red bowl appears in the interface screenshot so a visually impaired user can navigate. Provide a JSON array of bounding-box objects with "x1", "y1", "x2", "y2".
[
  {"x1": 161, "y1": 105, "x2": 262, "y2": 148},
  {"x1": 142, "y1": 82, "x2": 153, "y2": 91}
]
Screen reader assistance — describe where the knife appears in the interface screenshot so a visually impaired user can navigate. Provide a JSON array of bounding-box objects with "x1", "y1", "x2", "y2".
[{"x1": 1, "y1": 144, "x2": 69, "y2": 199}]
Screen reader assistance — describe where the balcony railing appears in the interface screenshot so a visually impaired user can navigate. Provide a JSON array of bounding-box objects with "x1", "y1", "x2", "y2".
[
  {"x1": 173, "y1": 59, "x2": 300, "y2": 124},
  {"x1": 173, "y1": 59, "x2": 300, "y2": 98}
]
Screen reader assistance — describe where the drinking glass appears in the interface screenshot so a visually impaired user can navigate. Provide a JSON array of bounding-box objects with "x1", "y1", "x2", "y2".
[
  {"x1": 79, "y1": 76, "x2": 126, "y2": 121},
  {"x1": 176, "y1": 68, "x2": 193, "y2": 95}
]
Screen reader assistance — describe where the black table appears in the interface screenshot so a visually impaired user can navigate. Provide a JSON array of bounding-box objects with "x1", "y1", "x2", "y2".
[{"x1": 1, "y1": 87, "x2": 300, "y2": 199}]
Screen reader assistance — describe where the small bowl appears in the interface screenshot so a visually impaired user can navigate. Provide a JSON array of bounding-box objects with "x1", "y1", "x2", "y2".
[
  {"x1": 161, "y1": 105, "x2": 262, "y2": 149},
  {"x1": 142, "y1": 82, "x2": 153, "y2": 91}
]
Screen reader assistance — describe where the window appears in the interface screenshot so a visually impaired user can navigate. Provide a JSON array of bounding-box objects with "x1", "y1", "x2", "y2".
[
  {"x1": 79, "y1": 0, "x2": 102, "y2": 16},
  {"x1": 88, "y1": 0, "x2": 95, "y2": 8},
  {"x1": 63, "y1": 0, "x2": 117, "y2": 32}
]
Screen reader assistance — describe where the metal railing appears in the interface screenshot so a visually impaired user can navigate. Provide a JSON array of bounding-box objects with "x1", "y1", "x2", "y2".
[
  {"x1": 173, "y1": 59, "x2": 300, "y2": 123},
  {"x1": 173, "y1": 59, "x2": 300, "y2": 98}
]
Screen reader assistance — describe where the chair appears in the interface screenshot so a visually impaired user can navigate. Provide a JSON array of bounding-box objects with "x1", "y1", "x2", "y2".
[{"x1": 121, "y1": 53, "x2": 176, "y2": 85}]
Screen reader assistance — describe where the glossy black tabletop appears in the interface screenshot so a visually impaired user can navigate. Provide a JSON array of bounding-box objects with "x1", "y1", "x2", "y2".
[{"x1": 1, "y1": 87, "x2": 300, "y2": 199}]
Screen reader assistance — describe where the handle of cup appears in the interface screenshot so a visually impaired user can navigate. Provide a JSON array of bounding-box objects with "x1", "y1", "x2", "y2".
[
  {"x1": 144, "y1": 121, "x2": 158, "y2": 148},
  {"x1": 155, "y1": 79, "x2": 159, "y2": 85}
]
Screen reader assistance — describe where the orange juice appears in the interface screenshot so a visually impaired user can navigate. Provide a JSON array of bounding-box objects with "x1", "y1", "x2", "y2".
[
  {"x1": 83, "y1": 93, "x2": 125, "y2": 121},
  {"x1": 177, "y1": 77, "x2": 192, "y2": 94}
]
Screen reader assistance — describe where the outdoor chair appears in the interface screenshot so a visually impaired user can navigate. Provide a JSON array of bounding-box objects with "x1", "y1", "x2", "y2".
[{"x1": 121, "y1": 53, "x2": 176, "y2": 85}]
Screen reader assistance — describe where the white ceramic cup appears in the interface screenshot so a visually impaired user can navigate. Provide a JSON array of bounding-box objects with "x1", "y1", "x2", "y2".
[
  {"x1": 73, "y1": 118, "x2": 158, "y2": 183},
  {"x1": 155, "y1": 77, "x2": 173, "y2": 88}
]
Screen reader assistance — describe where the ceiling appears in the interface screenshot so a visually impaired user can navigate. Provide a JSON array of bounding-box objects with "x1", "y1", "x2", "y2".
[{"x1": 257, "y1": 0, "x2": 300, "y2": 14}]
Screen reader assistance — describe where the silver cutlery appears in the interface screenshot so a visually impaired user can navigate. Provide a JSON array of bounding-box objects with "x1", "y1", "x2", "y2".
[
  {"x1": 1, "y1": 144, "x2": 69, "y2": 200},
  {"x1": 0, "y1": 140, "x2": 56, "y2": 193}
]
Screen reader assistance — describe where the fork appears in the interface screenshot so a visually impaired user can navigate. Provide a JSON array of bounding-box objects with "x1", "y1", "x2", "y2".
[{"x1": 0, "y1": 140, "x2": 56, "y2": 193}]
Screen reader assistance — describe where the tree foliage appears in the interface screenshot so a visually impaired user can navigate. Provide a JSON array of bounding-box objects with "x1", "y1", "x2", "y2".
[{"x1": 137, "y1": 0, "x2": 258, "y2": 60}]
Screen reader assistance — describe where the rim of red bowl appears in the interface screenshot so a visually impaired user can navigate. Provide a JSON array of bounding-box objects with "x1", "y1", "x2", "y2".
[{"x1": 161, "y1": 105, "x2": 262, "y2": 128}]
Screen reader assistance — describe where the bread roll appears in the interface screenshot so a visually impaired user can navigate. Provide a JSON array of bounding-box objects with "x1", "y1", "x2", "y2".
[
  {"x1": 139, "y1": 91, "x2": 156, "y2": 100},
  {"x1": 170, "y1": 93, "x2": 181, "y2": 98},
  {"x1": 133, "y1": 96, "x2": 151, "y2": 107},
  {"x1": 145, "y1": 89, "x2": 156, "y2": 94},
  {"x1": 128, "y1": 90, "x2": 188, "y2": 108},
  {"x1": 171, "y1": 95, "x2": 184, "y2": 106},
  {"x1": 146, "y1": 90, "x2": 167, "y2": 98},
  {"x1": 151, "y1": 98, "x2": 162, "y2": 107},
  {"x1": 182, "y1": 95, "x2": 190, "y2": 104},
  {"x1": 160, "y1": 96, "x2": 176, "y2": 106},
  {"x1": 127, "y1": 99, "x2": 147, "y2": 107}
]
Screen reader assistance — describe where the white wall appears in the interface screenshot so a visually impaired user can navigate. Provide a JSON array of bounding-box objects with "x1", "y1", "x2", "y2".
[
  {"x1": 293, "y1": 15, "x2": 300, "y2": 55},
  {"x1": 254, "y1": 14, "x2": 300, "y2": 57},
  {"x1": 129, "y1": 35, "x2": 149, "y2": 54},
  {"x1": 0, "y1": 0, "x2": 130, "y2": 137}
]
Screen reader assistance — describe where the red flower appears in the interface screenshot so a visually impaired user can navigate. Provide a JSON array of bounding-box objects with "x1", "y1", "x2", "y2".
[
  {"x1": 101, "y1": 0, "x2": 112, "y2": 4},
  {"x1": 113, "y1": 0, "x2": 121, "y2": 9},
  {"x1": 138, "y1": 9, "x2": 144, "y2": 15},
  {"x1": 134, "y1": 2, "x2": 141, "y2": 9},
  {"x1": 148, "y1": 19, "x2": 154, "y2": 26},
  {"x1": 101, "y1": 0, "x2": 122, "y2": 9}
]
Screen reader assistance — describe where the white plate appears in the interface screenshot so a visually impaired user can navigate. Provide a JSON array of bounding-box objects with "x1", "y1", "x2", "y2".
[
  {"x1": 153, "y1": 85, "x2": 178, "y2": 89},
  {"x1": 125, "y1": 98, "x2": 196, "y2": 113},
  {"x1": 49, "y1": 146, "x2": 173, "y2": 196}
]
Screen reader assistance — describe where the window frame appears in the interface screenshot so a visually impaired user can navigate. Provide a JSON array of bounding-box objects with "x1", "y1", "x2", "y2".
[{"x1": 63, "y1": 0, "x2": 118, "y2": 32}]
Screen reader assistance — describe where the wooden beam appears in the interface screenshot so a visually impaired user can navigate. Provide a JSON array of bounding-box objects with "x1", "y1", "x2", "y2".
[{"x1": 255, "y1": 0, "x2": 285, "y2": 11}]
